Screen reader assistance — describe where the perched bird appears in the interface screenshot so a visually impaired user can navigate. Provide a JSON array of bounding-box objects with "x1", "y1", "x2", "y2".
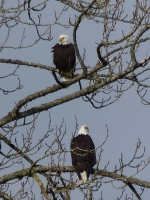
[
  {"x1": 51, "y1": 34, "x2": 76, "y2": 82},
  {"x1": 70, "y1": 125, "x2": 96, "y2": 183}
]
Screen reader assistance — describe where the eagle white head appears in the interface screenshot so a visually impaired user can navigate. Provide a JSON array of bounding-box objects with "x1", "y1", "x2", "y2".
[
  {"x1": 78, "y1": 125, "x2": 89, "y2": 135},
  {"x1": 59, "y1": 34, "x2": 70, "y2": 45}
]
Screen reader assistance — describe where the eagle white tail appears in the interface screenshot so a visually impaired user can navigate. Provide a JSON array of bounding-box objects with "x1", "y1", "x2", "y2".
[
  {"x1": 62, "y1": 77, "x2": 71, "y2": 88},
  {"x1": 77, "y1": 171, "x2": 87, "y2": 184},
  {"x1": 62, "y1": 77, "x2": 71, "y2": 82}
]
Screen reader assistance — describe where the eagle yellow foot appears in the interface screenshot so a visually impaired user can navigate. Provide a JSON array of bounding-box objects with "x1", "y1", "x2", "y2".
[{"x1": 59, "y1": 71, "x2": 66, "y2": 75}]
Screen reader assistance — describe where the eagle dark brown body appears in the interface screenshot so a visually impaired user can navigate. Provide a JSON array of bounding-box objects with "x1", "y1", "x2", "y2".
[
  {"x1": 70, "y1": 126, "x2": 96, "y2": 183},
  {"x1": 52, "y1": 42, "x2": 76, "y2": 76}
]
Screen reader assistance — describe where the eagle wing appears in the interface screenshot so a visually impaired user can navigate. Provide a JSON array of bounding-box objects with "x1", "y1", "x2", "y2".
[
  {"x1": 52, "y1": 43, "x2": 76, "y2": 74},
  {"x1": 70, "y1": 135, "x2": 96, "y2": 167}
]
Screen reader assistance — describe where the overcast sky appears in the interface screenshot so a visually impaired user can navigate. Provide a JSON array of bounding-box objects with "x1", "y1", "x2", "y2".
[{"x1": 0, "y1": 1, "x2": 150, "y2": 199}]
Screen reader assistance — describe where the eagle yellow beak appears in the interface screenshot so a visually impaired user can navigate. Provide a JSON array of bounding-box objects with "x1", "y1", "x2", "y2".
[
  {"x1": 83, "y1": 125, "x2": 88, "y2": 129},
  {"x1": 59, "y1": 37, "x2": 63, "y2": 42}
]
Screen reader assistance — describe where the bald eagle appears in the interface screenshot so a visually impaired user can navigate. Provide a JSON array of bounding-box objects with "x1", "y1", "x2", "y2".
[
  {"x1": 70, "y1": 125, "x2": 96, "y2": 183},
  {"x1": 51, "y1": 35, "x2": 76, "y2": 82}
]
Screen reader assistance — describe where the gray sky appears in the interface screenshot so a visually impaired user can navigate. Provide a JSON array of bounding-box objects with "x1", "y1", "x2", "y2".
[{"x1": 0, "y1": 0, "x2": 150, "y2": 199}]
